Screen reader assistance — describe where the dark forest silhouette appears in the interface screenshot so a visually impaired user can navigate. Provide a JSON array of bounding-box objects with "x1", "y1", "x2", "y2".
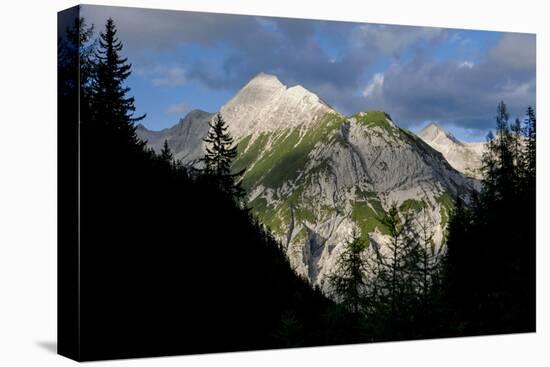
[
  {"x1": 58, "y1": 11, "x2": 535, "y2": 362},
  {"x1": 443, "y1": 101, "x2": 536, "y2": 335}
]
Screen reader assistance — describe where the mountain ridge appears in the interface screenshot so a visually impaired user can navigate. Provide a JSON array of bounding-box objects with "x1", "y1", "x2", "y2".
[{"x1": 137, "y1": 109, "x2": 214, "y2": 163}]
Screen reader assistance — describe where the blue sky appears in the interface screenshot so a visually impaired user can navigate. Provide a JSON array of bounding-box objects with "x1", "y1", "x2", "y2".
[{"x1": 82, "y1": 5, "x2": 535, "y2": 142}]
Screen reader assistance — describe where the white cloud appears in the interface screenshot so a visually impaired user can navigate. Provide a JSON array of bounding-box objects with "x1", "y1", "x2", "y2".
[
  {"x1": 362, "y1": 73, "x2": 385, "y2": 98},
  {"x1": 458, "y1": 61, "x2": 474, "y2": 69}
]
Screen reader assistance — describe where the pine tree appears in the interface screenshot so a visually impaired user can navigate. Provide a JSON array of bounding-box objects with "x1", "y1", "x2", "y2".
[
  {"x1": 413, "y1": 208, "x2": 441, "y2": 305},
  {"x1": 481, "y1": 130, "x2": 498, "y2": 201},
  {"x1": 493, "y1": 101, "x2": 515, "y2": 198},
  {"x1": 201, "y1": 113, "x2": 245, "y2": 199},
  {"x1": 93, "y1": 18, "x2": 144, "y2": 145},
  {"x1": 160, "y1": 139, "x2": 174, "y2": 162},
  {"x1": 376, "y1": 205, "x2": 416, "y2": 316},
  {"x1": 328, "y1": 230, "x2": 369, "y2": 315}
]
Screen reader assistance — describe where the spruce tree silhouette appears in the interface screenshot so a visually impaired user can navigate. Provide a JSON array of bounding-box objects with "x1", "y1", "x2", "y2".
[
  {"x1": 328, "y1": 231, "x2": 368, "y2": 315},
  {"x1": 379, "y1": 205, "x2": 416, "y2": 317},
  {"x1": 201, "y1": 113, "x2": 245, "y2": 199},
  {"x1": 92, "y1": 17, "x2": 145, "y2": 145},
  {"x1": 160, "y1": 139, "x2": 174, "y2": 162},
  {"x1": 361, "y1": 205, "x2": 423, "y2": 339},
  {"x1": 412, "y1": 208, "x2": 441, "y2": 307}
]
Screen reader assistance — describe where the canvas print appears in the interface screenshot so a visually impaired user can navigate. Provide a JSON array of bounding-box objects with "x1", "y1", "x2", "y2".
[{"x1": 58, "y1": 4, "x2": 536, "y2": 361}]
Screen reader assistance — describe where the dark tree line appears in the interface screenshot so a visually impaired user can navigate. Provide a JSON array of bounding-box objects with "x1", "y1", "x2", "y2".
[{"x1": 444, "y1": 101, "x2": 536, "y2": 335}]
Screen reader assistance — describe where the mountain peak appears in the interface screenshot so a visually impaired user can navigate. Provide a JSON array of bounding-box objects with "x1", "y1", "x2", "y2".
[
  {"x1": 220, "y1": 73, "x2": 335, "y2": 138},
  {"x1": 136, "y1": 123, "x2": 147, "y2": 131},
  {"x1": 179, "y1": 109, "x2": 212, "y2": 122},
  {"x1": 419, "y1": 122, "x2": 460, "y2": 144},
  {"x1": 420, "y1": 121, "x2": 443, "y2": 134},
  {"x1": 245, "y1": 72, "x2": 284, "y2": 89},
  {"x1": 418, "y1": 121, "x2": 485, "y2": 177},
  {"x1": 426, "y1": 121, "x2": 441, "y2": 129}
]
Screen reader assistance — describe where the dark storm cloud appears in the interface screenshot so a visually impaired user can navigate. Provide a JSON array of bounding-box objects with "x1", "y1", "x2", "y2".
[
  {"x1": 82, "y1": 6, "x2": 348, "y2": 89},
  {"x1": 488, "y1": 33, "x2": 536, "y2": 70},
  {"x1": 361, "y1": 33, "x2": 536, "y2": 132},
  {"x1": 82, "y1": 5, "x2": 261, "y2": 51},
  {"x1": 82, "y1": 5, "x2": 445, "y2": 98},
  {"x1": 349, "y1": 23, "x2": 447, "y2": 57}
]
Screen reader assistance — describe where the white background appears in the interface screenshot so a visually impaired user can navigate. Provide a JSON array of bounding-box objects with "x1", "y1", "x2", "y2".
[{"x1": 0, "y1": 0, "x2": 548, "y2": 365}]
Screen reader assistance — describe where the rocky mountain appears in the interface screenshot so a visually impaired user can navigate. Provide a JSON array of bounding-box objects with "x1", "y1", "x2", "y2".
[
  {"x1": 220, "y1": 72, "x2": 335, "y2": 138},
  {"x1": 418, "y1": 122, "x2": 485, "y2": 178},
  {"x1": 137, "y1": 109, "x2": 214, "y2": 164},
  {"x1": 137, "y1": 73, "x2": 477, "y2": 289}
]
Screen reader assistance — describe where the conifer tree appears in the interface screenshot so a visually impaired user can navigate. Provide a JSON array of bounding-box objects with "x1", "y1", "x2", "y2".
[
  {"x1": 201, "y1": 113, "x2": 245, "y2": 199},
  {"x1": 93, "y1": 18, "x2": 144, "y2": 145},
  {"x1": 413, "y1": 208, "x2": 441, "y2": 304},
  {"x1": 481, "y1": 130, "x2": 498, "y2": 201},
  {"x1": 160, "y1": 139, "x2": 174, "y2": 162},
  {"x1": 511, "y1": 117, "x2": 524, "y2": 174},
  {"x1": 328, "y1": 230, "x2": 369, "y2": 315},
  {"x1": 375, "y1": 205, "x2": 416, "y2": 316},
  {"x1": 383, "y1": 205, "x2": 418, "y2": 313},
  {"x1": 493, "y1": 101, "x2": 515, "y2": 197}
]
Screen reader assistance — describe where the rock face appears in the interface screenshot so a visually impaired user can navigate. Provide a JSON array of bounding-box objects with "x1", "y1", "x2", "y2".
[
  {"x1": 418, "y1": 122, "x2": 485, "y2": 178},
  {"x1": 232, "y1": 111, "x2": 473, "y2": 289},
  {"x1": 136, "y1": 109, "x2": 214, "y2": 164},
  {"x1": 137, "y1": 73, "x2": 477, "y2": 289}
]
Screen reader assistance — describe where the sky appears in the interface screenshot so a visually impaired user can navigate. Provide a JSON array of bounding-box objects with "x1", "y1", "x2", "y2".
[{"x1": 81, "y1": 5, "x2": 535, "y2": 142}]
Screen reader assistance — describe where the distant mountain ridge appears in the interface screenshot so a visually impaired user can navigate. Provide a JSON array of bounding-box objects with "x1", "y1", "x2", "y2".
[
  {"x1": 137, "y1": 109, "x2": 214, "y2": 164},
  {"x1": 418, "y1": 122, "x2": 485, "y2": 178},
  {"x1": 137, "y1": 73, "x2": 477, "y2": 288}
]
